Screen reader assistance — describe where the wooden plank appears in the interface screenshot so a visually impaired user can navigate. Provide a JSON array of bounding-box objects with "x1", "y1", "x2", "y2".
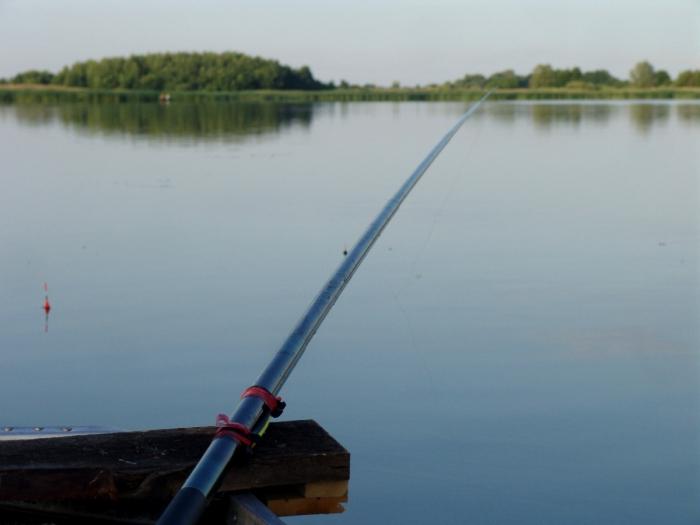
[
  {"x1": 226, "y1": 493, "x2": 286, "y2": 525},
  {"x1": 266, "y1": 496, "x2": 346, "y2": 517},
  {"x1": 303, "y1": 480, "x2": 348, "y2": 498},
  {"x1": 256, "y1": 484, "x2": 347, "y2": 517},
  {"x1": 0, "y1": 501, "x2": 154, "y2": 524},
  {"x1": 0, "y1": 420, "x2": 349, "y2": 523},
  {"x1": 0, "y1": 420, "x2": 348, "y2": 502}
]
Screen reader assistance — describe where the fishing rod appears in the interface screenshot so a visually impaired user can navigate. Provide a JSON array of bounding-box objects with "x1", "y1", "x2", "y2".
[{"x1": 157, "y1": 91, "x2": 492, "y2": 525}]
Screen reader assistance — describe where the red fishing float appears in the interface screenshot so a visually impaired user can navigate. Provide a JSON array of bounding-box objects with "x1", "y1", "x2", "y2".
[{"x1": 43, "y1": 282, "x2": 51, "y2": 313}]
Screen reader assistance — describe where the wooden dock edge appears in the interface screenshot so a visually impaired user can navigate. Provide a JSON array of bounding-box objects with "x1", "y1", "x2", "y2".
[{"x1": 0, "y1": 420, "x2": 349, "y2": 524}]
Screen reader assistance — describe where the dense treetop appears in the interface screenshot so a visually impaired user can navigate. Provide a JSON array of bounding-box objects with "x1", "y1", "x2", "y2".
[
  {"x1": 446, "y1": 62, "x2": 698, "y2": 90},
  {"x1": 6, "y1": 52, "x2": 329, "y2": 91},
  {"x1": 3, "y1": 54, "x2": 700, "y2": 91}
]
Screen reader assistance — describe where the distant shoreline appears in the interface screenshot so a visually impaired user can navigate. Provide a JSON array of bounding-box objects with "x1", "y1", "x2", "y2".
[{"x1": 2, "y1": 83, "x2": 699, "y2": 102}]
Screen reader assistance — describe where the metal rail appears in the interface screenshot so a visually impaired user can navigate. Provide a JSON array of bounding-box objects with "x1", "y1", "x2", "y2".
[
  {"x1": 157, "y1": 91, "x2": 491, "y2": 525},
  {"x1": 0, "y1": 425, "x2": 121, "y2": 441}
]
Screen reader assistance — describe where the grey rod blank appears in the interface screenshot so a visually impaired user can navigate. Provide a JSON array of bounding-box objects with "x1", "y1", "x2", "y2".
[{"x1": 156, "y1": 91, "x2": 491, "y2": 525}]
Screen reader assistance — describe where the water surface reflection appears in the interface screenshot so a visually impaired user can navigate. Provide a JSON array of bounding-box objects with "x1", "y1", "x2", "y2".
[
  {"x1": 629, "y1": 103, "x2": 672, "y2": 133},
  {"x1": 4, "y1": 102, "x2": 313, "y2": 143},
  {"x1": 480, "y1": 101, "x2": 698, "y2": 134},
  {"x1": 3, "y1": 101, "x2": 698, "y2": 142}
]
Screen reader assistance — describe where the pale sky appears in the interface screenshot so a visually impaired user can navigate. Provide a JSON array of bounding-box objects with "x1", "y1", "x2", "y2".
[{"x1": 1, "y1": 0, "x2": 698, "y2": 85}]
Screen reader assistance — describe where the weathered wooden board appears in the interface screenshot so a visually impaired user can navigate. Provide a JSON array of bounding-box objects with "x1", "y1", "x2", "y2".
[
  {"x1": 0, "y1": 420, "x2": 349, "y2": 524},
  {"x1": 227, "y1": 493, "x2": 286, "y2": 525}
]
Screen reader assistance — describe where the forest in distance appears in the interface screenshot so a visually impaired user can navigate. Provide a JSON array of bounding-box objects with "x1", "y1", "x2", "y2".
[{"x1": 3, "y1": 51, "x2": 700, "y2": 92}]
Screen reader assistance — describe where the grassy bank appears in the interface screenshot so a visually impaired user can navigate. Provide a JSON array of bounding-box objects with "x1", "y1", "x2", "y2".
[{"x1": 1, "y1": 83, "x2": 699, "y2": 103}]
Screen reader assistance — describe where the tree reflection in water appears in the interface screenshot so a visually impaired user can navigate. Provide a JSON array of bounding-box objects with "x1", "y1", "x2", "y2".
[{"x1": 6, "y1": 101, "x2": 314, "y2": 143}]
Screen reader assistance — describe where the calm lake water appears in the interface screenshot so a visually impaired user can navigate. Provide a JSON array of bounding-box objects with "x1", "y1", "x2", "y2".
[{"x1": 1, "y1": 100, "x2": 698, "y2": 524}]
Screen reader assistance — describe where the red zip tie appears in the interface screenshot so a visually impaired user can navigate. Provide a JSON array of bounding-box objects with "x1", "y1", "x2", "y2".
[
  {"x1": 214, "y1": 414, "x2": 255, "y2": 447},
  {"x1": 241, "y1": 386, "x2": 286, "y2": 418}
]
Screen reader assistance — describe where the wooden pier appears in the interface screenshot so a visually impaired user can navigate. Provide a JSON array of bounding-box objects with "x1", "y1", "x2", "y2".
[{"x1": 0, "y1": 420, "x2": 349, "y2": 524}]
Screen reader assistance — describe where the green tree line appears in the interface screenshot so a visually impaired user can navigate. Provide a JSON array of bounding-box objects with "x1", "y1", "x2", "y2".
[
  {"x1": 4, "y1": 52, "x2": 329, "y2": 91},
  {"x1": 446, "y1": 61, "x2": 699, "y2": 89},
  {"x1": 3, "y1": 54, "x2": 700, "y2": 90}
]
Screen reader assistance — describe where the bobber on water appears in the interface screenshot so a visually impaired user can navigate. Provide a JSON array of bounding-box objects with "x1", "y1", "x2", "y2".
[{"x1": 43, "y1": 283, "x2": 51, "y2": 313}]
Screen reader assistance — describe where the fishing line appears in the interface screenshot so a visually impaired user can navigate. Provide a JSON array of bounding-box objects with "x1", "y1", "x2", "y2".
[
  {"x1": 387, "y1": 284, "x2": 438, "y2": 398},
  {"x1": 397, "y1": 104, "x2": 486, "y2": 298},
  {"x1": 385, "y1": 105, "x2": 485, "y2": 395}
]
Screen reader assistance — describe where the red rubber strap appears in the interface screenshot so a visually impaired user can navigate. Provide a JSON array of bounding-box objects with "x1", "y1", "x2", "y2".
[
  {"x1": 241, "y1": 386, "x2": 285, "y2": 416},
  {"x1": 214, "y1": 414, "x2": 254, "y2": 446}
]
